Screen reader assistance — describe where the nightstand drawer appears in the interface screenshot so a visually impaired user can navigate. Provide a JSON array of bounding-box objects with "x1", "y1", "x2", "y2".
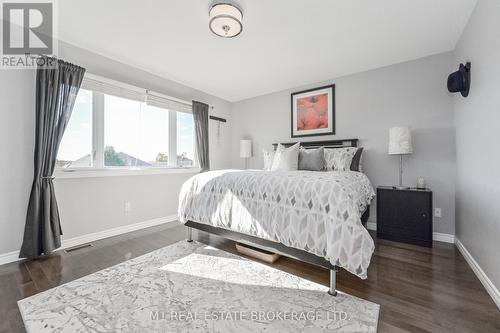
[{"x1": 377, "y1": 187, "x2": 433, "y2": 247}]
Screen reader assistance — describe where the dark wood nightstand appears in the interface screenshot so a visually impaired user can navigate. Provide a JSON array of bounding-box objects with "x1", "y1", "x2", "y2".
[{"x1": 376, "y1": 186, "x2": 433, "y2": 247}]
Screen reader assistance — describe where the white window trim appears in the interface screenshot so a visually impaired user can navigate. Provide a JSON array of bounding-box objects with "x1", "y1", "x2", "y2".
[
  {"x1": 57, "y1": 73, "x2": 199, "y2": 175},
  {"x1": 54, "y1": 167, "x2": 201, "y2": 179},
  {"x1": 168, "y1": 110, "x2": 177, "y2": 167},
  {"x1": 92, "y1": 91, "x2": 105, "y2": 168}
]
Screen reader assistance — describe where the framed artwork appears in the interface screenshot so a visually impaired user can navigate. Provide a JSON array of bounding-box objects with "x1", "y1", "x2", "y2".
[{"x1": 291, "y1": 84, "x2": 335, "y2": 138}]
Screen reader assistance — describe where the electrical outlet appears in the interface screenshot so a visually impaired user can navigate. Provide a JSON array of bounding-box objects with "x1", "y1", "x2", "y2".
[
  {"x1": 125, "y1": 201, "x2": 132, "y2": 213},
  {"x1": 434, "y1": 208, "x2": 442, "y2": 218}
]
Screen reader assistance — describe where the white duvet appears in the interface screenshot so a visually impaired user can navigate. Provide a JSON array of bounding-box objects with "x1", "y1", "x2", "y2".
[{"x1": 178, "y1": 169, "x2": 375, "y2": 279}]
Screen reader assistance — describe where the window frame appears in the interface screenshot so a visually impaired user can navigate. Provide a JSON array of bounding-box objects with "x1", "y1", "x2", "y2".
[{"x1": 55, "y1": 74, "x2": 199, "y2": 178}]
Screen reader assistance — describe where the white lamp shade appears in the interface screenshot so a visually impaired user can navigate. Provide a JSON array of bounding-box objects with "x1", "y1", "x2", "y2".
[
  {"x1": 388, "y1": 126, "x2": 413, "y2": 155},
  {"x1": 240, "y1": 140, "x2": 252, "y2": 158}
]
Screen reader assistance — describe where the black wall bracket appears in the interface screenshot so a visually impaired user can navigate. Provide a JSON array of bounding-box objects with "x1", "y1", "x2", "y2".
[{"x1": 209, "y1": 115, "x2": 227, "y2": 123}]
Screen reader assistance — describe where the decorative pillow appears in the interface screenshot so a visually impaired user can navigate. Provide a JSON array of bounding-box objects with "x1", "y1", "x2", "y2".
[
  {"x1": 270, "y1": 143, "x2": 300, "y2": 171},
  {"x1": 350, "y1": 147, "x2": 364, "y2": 172},
  {"x1": 298, "y1": 147, "x2": 325, "y2": 171},
  {"x1": 324, "y1": 147, "x2": 357, "y2": 171},
  {"x1": 263, "y1": 149, "x2": 275, "y2": 171}
]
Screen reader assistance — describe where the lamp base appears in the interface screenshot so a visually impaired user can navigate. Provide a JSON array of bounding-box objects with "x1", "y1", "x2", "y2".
[{"x1": 394, "y1": 155, "x2": 410, "y2": 190}]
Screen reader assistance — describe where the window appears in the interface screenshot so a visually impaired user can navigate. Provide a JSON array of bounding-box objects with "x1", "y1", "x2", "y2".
[
  {"x1": 177, "y1": 112, "x2": 195, "y2": 167},
  {"x1": 57, "y1": 89, "x2": 93, "y2": 168},
  {"x1": 56, "y1": 75, "x2": 197, "y2": 171},
  {"x1": 104, "y1": 96, "x2": 171, "y2": 167}
]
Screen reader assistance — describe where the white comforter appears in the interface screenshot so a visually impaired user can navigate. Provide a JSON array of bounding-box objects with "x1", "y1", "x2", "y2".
[{"x1": 178, "y1": 169, "x2": 375, "y2": 279}]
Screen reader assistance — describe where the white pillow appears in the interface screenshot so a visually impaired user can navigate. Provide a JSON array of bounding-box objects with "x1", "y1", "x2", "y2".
[
  {"x1": 324, "y1": 147, "x2": 357, "y2": 171},
  {"x1": 270, "y1": 143, "x2": 300, "y2": 171},
  {"x1": 262, "y1": 149, "x2": 275, "y2": 171}
]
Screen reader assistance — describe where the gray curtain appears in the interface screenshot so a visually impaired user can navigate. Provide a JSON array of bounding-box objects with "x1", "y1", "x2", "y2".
[
  {"x1": 192, "y1": 101, "x2": 210, "y2": 172},
  {"x1": 19, "y1": 57, "x2": 86, "y2": 258}
]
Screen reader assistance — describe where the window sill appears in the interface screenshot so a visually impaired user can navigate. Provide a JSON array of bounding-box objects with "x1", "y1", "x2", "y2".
[{"x1": 54, "y1": 167, "x2": 201, "y2": 179}]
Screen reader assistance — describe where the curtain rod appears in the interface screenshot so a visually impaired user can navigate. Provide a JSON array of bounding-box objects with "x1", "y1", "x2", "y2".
[{"x1": 209, "y1": 115, "x2": 226, "y2": 122}]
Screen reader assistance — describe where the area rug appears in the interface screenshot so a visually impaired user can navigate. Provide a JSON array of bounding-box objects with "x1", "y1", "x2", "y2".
[{"x1": 18, "y1": 241, "x2": 379, "y2": 332}]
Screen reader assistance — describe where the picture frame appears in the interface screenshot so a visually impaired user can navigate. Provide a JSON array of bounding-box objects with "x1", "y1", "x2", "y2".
[{"x1": 290, "y1": 84, "x2": 335, "y2": 138}]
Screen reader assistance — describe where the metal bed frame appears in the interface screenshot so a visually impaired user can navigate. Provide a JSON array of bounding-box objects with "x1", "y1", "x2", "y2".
[{"x1": 185, "y1": 139, "x2": 367, "y2": 296}]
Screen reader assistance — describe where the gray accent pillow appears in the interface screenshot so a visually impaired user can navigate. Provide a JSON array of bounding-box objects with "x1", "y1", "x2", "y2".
[
  {"x1": 298, "y1": 147, "x2": 325, "y2": 171},
  {"x1": 350, "y1": 147, "x2": 364, "y2": 172}
]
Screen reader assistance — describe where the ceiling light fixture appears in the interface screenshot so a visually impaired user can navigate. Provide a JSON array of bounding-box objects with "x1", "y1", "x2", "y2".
[{"x1": 209, "y1": 3, "x2": 243, "y2": 38}]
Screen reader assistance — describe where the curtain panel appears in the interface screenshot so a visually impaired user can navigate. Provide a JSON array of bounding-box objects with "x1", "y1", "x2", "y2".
[
  {"x1": 192, "y1": 101, "x2": 210, "y2": 172},
  {"x1": 19, "y1": 57, "x2": 86, "y2": 258}
]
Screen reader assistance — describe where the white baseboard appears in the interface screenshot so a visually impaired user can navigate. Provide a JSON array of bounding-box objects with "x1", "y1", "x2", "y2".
[
  {"x1": 365, "y1": 222, "x2": 455, "y2": 244},
  {"x1": 61, "y1": 215, "x2": 179, "y2": 249},
  {"x1": 0, "y1": 250, "x2": 22, "y2": 266},
  {"x1": 366, "y1": 222, "x2": 377, "y2": 231},
  {"x1": 455, "y1": 238, "x2": 500, "y2": 309},
  {"x1": 0, "y1": 215, "x2": 179, "y2": 266},
  {"x1": 432, "y1": 232, "x2": 455, "y2": 243}
]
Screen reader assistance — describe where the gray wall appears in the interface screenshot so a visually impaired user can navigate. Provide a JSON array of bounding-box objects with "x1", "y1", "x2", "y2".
[
  {"x1": 0, "y1": 41, "x2": 232, "y2": 255},
  {"x1": 0, "y1": 70, "x2": 36, "y2": 255},
  {"x1": 231, "y1": 52, "x2": 456, "y2": 234},
  {"x1": 54, "y1": 174, "x2": 190, "y2": 239},
  {"x1": 453, "y1": 0, "x2": 500, "y2": 289}
]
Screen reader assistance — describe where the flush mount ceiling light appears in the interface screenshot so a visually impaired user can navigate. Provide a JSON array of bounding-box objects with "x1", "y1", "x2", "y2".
[{"x1": 209, "y1": 3, "x2": 243, "y2": 38}]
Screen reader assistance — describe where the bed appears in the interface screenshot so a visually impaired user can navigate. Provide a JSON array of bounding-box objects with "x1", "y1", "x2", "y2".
[{"x1": 178, "y1": 139, "x2": 375, "y2": 296}]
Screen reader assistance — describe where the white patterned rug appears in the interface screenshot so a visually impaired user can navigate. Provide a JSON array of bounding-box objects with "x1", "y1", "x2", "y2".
[{"x1": 18, "y1": 241, "x2": 379, "y2": 332}]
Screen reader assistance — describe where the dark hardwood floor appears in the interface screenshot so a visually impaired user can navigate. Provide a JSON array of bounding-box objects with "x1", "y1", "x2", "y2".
[{"x1": 1, "y1": 223, "x2": 499, "y2": 332}]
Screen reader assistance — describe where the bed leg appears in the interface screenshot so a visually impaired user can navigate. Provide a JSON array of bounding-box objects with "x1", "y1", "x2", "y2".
[
  {"x1": 187, "y1": 227, "x2": 193, "y2": 242},
  {"x1": 328, "y1": 268, "x2": 338, "y2": 296}
]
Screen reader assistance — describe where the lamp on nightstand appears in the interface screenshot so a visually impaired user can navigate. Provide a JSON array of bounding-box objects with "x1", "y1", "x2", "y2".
[
  {"x1": 388, "y1": 126, "x2": 413, "y2": 189},
  {"x1": 240, "y1": 139, "x2": 252, "y2": 169}
]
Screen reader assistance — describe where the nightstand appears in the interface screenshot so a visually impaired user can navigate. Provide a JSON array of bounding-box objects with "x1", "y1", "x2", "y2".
[{"x1": 376, "y1": 186, "x2": 433, "y2": 247}]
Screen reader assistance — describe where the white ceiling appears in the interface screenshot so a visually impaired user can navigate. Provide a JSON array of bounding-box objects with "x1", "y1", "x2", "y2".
[{"x1": 58, "y1": 0, "x2": 477, "y2": 102}]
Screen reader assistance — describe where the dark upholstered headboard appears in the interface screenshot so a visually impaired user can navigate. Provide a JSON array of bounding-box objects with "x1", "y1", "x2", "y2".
[{"x1": 272, "y1": 139, "x2": 358, "y2": 150}]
